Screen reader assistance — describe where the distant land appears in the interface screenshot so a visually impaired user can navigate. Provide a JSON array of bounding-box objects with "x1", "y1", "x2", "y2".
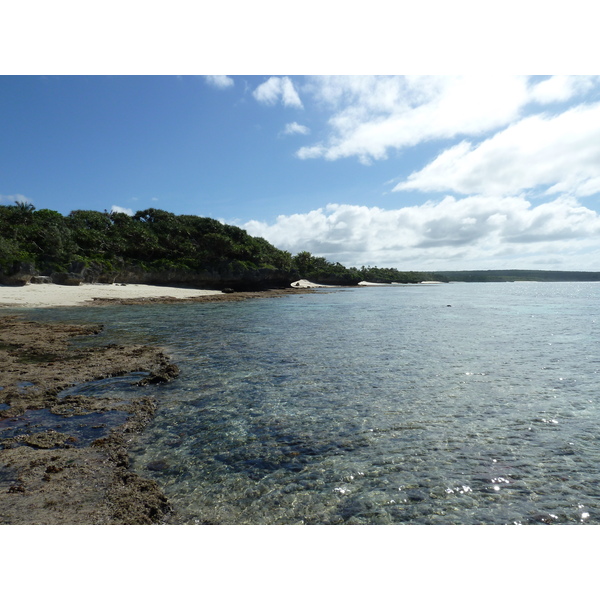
[{"x1": 438, "y1": 270, "x2": 600, "y2": 282}]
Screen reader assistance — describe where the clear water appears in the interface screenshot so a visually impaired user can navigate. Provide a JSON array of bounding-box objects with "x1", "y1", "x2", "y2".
[{"x1": 15, "y1": 282, "x2": 600, "y2": 524}]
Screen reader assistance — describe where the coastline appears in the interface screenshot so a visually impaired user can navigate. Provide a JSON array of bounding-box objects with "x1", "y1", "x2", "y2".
[
  {"x1": 0, "y1": 282, "x2": 314, "y2": 309},
  {"x1": 0, "y1": 282, "x2": 222, "y2": 308},
  {"x1": 0, "y1": 284, "x2": 313, "y2": 524}
]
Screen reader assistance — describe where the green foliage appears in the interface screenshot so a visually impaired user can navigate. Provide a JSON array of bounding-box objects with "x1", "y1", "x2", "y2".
[
  {"x1": 291, "y1": 251, "x2": 362, "y2": 285},
  {"x1": 358, "y1": 266, "x2": 449, "y2": 284},
  {"x1": 0, "y1": 202, "x2": 296, "y2": 280}
]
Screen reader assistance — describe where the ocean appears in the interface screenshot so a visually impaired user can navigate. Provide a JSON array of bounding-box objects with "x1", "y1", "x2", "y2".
[{"x1": 23, "y1": 282, "x2": 600, "y2": 524}]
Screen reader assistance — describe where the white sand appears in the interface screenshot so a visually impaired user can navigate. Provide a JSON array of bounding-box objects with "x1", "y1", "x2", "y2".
[
  {"x1": 0, "y1": 283, "x2": 223, "y2": 308},
  {"x1": 290, "y1": 279, "x2": 337, "y2": 288}
]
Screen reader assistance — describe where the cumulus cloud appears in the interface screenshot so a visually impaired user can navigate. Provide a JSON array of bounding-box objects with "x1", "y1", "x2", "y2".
[
  {"x1": 294, "y1": 76, "x2": 600, "y2": 174},
  {"x1": 111, "y1": 205, "x2": 134, "y2": 216},
  {"x1": 245, "y1": 76, "x2": 600, "y2": 270},
  {"x1": 253, "y1": 76, "x2": 303, "y2": 108},
  {"x1": 204, "y1": 75, "x2": 234, "y2": 89},
  {"x1": 282, "y1": 121, "x2": 310, "y2": 135},
  {"x1": 243, "y1": 197, "x2": 600, "y2": 270},
  {"x1": 393, "y1": 102, "x2": 600, "y2": 197},
  {"x1": 296, "y1": 75, "x2": 532, "y2": 164}
]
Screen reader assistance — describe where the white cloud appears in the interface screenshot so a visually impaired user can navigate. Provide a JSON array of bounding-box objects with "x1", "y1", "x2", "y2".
[
  {"x1": 243, "y1": 197, "x2": 600, "y2": 270},
  {"x1": 294, "y1": 75, "x2": 600, "y2": 182},
  {"x1": 529, "y1": 75, "x2": 598, "y2": 104},
  {"x1": 393, "y1": 102, "x2": 600, "y2": 197},
  {"x1": 253, "y1": 76, "x2": 303, "y2": 108},
  {"x1": 204, "y1": 75, "x2": 234, "y2": 89},
  {"x1": 297, "y1": 76, "x2": 532, "y2": 164},
  {"x1": 282, "y1": 121, "x2": 309, "y2": 135},
  {"x1": 111, "y1": 205, "x2": 134, "y2": 216}
]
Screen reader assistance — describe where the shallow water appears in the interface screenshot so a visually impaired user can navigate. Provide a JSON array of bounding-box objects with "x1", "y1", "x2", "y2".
[{"x1": 19, "y1": 282, "x2": 600, "y2": 524}]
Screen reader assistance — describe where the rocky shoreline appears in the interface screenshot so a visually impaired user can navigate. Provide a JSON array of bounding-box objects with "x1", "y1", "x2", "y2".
[
  {"x1": 0, "y1": 288, "x2": 312, "y2": 524},
  {"x1": 85, "y1": 286, "x2": 311, "y2": 306},
  {"x1": 0, "y1": 314, "x2": 179, "y2": 524}
]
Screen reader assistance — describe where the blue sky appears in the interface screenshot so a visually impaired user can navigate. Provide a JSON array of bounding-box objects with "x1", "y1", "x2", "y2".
[{"x1": 2, "y1": 7, "x2": 600, "y2": 272}]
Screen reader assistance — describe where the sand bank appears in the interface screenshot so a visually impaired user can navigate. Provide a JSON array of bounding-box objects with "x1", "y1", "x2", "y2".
[{"x1": 0, "y1": 282, "x2": 223, "y2": 308}]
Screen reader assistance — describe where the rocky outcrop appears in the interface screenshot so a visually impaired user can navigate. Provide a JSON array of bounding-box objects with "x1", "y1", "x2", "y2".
[
  {"x1": 0, "y1": 315, "x2": 179, "y2": 524},
  {"x1": 51, "y1": 272, "x2": 84, "y2": 286},
  {"x1": 0, "y1": 262, "x2": 36, "y2": 285}
]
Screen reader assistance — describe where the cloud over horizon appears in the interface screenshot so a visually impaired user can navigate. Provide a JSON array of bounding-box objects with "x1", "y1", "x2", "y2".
[
  {"x1": 245, "y1": 75, "x2": 600, "y2": 271},
  {"x1": 244, "y1": 195, "x2": 600, "y2": 271}
]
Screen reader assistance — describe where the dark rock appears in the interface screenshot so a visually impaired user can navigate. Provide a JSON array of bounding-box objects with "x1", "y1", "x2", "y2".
[
  {"x1": 406, "y1": 490, "x2": 427, "y2": 502},
  {"x1": 147, "y1": 459, "x2": 169, "y2": 472},
  {"x1": 52, "y1": 272, "x2": 83, "y2": 286},
  {"x1": 0, "y1": 262, "x2": 37, "y2": 286},
  {"x1": 21, "y1": 430, "x2": 73, "y2": 449},
  {"x1": 137, "y1": 364, "x2": 181, "y2": 386},
  {"x1": 45, "y1": 464, "x2": 64, "y2": 474}
]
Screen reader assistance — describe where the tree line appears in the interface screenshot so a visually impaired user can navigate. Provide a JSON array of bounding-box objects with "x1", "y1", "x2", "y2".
[{"x1": 0, "y1": 201, "x2": 446, "y2": 285}]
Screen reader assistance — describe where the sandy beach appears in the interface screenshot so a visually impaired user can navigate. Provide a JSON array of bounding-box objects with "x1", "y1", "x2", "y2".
[{"x1": 0, "y1": 282, "x2": 223, "y2": 308}]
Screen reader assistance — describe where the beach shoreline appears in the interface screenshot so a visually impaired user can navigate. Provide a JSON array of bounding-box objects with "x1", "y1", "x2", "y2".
[
  {"x1": 0, "y1": 281, "x2": 316, "y2": 309},
  {"x1": 0, "y1": 282, "x2": 223, "y2": 308}
]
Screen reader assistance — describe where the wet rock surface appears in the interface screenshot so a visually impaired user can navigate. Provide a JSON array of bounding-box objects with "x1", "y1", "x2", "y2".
[
  {"x1": 0, "y1": 314, "x2": 178, "y2": 524},
  {"x1": 85, "y1": 286, "x2": 311, "y2": 306}
]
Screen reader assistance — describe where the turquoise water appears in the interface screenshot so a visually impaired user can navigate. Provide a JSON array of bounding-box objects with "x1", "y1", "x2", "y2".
[{"x1": 17, "y1": 282, "x2": 600, "y2": 524}]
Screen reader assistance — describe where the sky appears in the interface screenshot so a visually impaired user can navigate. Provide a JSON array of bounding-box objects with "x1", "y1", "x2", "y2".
[
  {"x1": 3, "y1": 74, "x2": 600, "y2": 272},
  {"x1": 2, "y1": 3, "x2": 600, "y2": 272}
]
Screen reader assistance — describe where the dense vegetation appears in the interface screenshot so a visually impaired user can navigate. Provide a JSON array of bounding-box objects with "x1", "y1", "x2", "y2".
[
  {"x1": 0, "y1": 201, "x2": 445, "y2": 287},
  {"x1": 0, "y1": 201, "x2": 291, "y2": 273}
]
